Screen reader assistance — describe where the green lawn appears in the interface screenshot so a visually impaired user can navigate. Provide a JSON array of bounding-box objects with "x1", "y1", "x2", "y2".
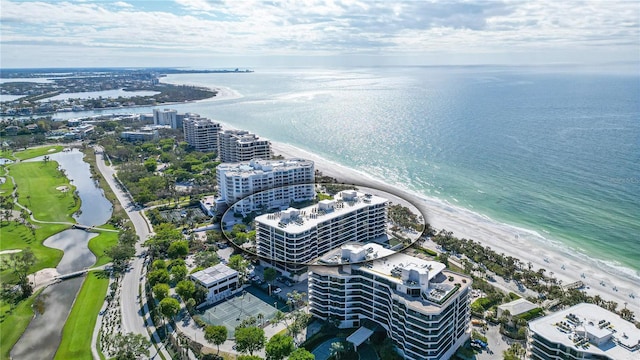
[
  {"x1": 0, "y1": 221, "x2": 68, "y2": 282},
  {"x1": 0, "y1": 169, "x2": 13, "y2": 195},
  {"x1": 54, "y1": 271, "x2": 110, "y2": 360},
  {"x1": 13, "y1": 145, "x2": 63, "y2": 160},
  {"x1": 0, "y1": 289, "x2": 42, "y2": 360},
  {"x1": 88, "y1": 226, "x2": 119, "y2": 267},
  {"x1": 10, "y1": 161, "x2": 78, "y2": 223},
  {"x1": 0, "y1": 150, "x2": 15, "y2": 161}
]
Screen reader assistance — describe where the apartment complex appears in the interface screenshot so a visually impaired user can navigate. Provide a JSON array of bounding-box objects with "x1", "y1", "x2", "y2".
[
  {"x1": 528, "y1": 303, "x2": 639, "y2": 360},
  {"x1": 218, "y1": 129, "x2": 271, "y2": 163},
  {"x1": 120, "y1": 128, "x2": 159, "y2": 142},
  {"x1": 255, "y1": 190, "x2": 387, "y2": 278},
  {"x1": 190, "y1": 263, "x2": 239, "y2": 304},
  {"x1": 153, "y1": 108, "x2": 178, "y2": 128},
  {"x1": 183, "y1": 116, "x2": 222, "y2": 152},
  {"x1": 309, "y1": 243, "x2": 472, "y2": 360},
  {"x1": 215, "y1": 158, "x2": 315, "y2": 215}
]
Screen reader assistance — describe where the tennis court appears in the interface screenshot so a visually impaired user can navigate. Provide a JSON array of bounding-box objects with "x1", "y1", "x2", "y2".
[{"x1": 200, "y1": 289, "x2": 282, "y2": 338}]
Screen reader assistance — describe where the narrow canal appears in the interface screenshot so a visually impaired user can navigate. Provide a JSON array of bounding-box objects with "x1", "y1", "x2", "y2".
[{"x1": 11, "y1": 149, "x2": 113, "y2": 359}]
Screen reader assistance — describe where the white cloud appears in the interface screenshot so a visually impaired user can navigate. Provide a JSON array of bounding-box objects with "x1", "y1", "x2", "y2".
[
  {"x1": 113, "y1": 1, "x2": 133, "y2": 8},
  {"x1": 0, "y1": 0, "x2": 638, "y2": 67}
]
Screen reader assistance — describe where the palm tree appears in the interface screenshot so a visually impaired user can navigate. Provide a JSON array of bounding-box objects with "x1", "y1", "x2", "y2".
[
  {"x1": 330, "y1": 342, "x2": 345, "y2": 360},
  {"x1": 257, "y1": 313, "x2": 264, "y2": 327}
]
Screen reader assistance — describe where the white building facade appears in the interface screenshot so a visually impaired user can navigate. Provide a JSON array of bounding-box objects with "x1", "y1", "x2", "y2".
[
  {"x1": 255, "y1": 191, "x2": 387, "y2": 278},
  {"x1": 218, "y1": 129, "x2": 271, "y2": 163},
  {"x1": 216, "y1": 158, "x2": 315, "y2": 215},
  {"x1": 309, "y1": 243, "x2": 472, "y2": 360},
  {"x1": 190, "y1": 264, "x2": 239, "y2": 304},
  {"x1": 183, "y1": 116, "x2": 222, "y2": 152},
  {"x1": 153, "y1": 108, "x2": 178, "y2": 128},
  {"x1": 528, "y1": 303, "x2": 640, "y2": 360}
]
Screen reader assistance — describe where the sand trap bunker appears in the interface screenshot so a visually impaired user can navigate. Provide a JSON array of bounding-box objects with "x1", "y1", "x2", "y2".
[
  {"x1": 47, "y1": 148, "x2": 57, "y2": 153},
  {"x1": 56, "y1": 186, "x2": 69, "y2": 192}
]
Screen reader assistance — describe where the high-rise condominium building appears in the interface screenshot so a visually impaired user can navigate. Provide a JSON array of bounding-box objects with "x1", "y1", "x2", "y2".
[
  {"x1": 528, "y1": 303, "x2": 639, "y2": 360},
  {"x1": 183, "y1": 116, "x2": 222, "y2": 152},
  {"x1": 153, "y1": 108, "x2": 178, "y2": 128},
  {"x1": 218, "y1": 129, "x2": 271, "y2": 163},
  {"x1": 309, "y1": 243, "x2": 472, "y2": 360},
  {"x1": 216, "y1": 158, "x2": 315, "y2": 215},
  {"x1": 255, "y1": 190, "x2": 387, "y2": 278}
]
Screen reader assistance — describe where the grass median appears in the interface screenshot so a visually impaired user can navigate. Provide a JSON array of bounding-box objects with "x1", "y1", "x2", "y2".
[{"x1": 54, "y1": 271, "x2": 110, "y2": 360}]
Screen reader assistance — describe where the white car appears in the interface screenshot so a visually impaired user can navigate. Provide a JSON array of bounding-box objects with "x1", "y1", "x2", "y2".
[{"x1": 273, "y1": 287, "x2": 282, "y2": 294}]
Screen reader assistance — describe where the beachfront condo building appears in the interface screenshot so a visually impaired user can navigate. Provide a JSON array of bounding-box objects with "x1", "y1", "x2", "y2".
[
  {"x1": 216, "y1": 158, "x2": 315, "y2": 215},
  {"x1": 183, "y1": 116, "x2": 222, "y2": 152},
  {"x1": 255, "y1": 190, "x2": 387, "y2": 279},
  {"x1": 153, "y1": 108, "x2": 178, "y2": 128},
  {"x1": 309, "y1": 243, "x2": 472, "y2": 360},
  {"x1": 218, "y1": 129, "x2": 271, "y2": 163},
  {"x1": 527, "y1": 303, "x2": 639, "y2": 360}
]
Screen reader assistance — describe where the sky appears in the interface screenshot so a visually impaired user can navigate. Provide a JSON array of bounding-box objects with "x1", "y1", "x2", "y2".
[{"x1": 0, "y1": 0, "x2": 638, "y2": 69}]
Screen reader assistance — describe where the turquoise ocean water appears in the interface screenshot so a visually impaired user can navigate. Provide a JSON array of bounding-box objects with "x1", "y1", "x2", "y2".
[{"x1": 59, "y1": 66, "x2": 640, "y2": 277}]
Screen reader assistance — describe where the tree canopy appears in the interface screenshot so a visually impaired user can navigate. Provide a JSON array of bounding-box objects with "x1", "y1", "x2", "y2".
[
  {"x1": 204, "y1": 325, "x2": 227, "y2": 354},
  {"x1": 265, "y1": 334, "x2": 294, "y2": 360},
  {"x1": 288, "y1": 348, "x2": 315, "y2": 360},
  {"x1": 234, "y1": 326, "x2": 265, "y2": 356}
]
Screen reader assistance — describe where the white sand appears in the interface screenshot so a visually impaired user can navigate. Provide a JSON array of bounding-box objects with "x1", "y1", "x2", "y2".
[
  {"x1": 31, "y1": 268, "x2": 60, "y2": 290},
  {"x1": 0, "y1": 249, "x2": 22, "y2": 255},
  {"x1": 271, "y1": 141, "x2": 640, "y2": 316}
]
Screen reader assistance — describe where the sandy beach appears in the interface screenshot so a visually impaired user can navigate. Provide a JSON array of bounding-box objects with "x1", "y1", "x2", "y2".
[{"x1": 270, "y1": 141, "x2": 640, "y2": 316}]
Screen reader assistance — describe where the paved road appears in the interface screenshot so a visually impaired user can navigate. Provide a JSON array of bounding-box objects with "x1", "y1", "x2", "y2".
[{"x1": 93, "y1": 146, "x2": 170, "y2": 359}]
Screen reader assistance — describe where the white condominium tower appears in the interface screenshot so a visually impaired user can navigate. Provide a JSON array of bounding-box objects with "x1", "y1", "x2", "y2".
[
  {"x1": 183, "y1": 116, "x2": 222, "y2": 152},
  {"x1": 215, "y1": 158, "x2": 315, "y2": 214},
  {"x1": 528, "y1": 303, "x2": 639, "y2": 360},
  {"x1": 153, "y1": 108, "x2": 178, "y2": 127},
  {"x1": 309, "y1": 243, "x2": 472, "y2": 360},
  {"x1": 218, "y1": 129, "x2": 271, "y2": 163},
  {"x1": 255, "y1": 191, "x2": 387, "y2": 278}
]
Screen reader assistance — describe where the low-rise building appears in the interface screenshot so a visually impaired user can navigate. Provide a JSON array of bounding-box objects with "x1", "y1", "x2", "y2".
[
  {"x1": 120, "y1": 128, "x2": 159, "y2": 142},
  {"x1": 200, "y1": 195, "x2": 217, "y2": 217},
  {"x1": 497, "y1": 298, "x2": 539, "y2": 318},
  {"x1": 528, "y1": 303, "x2": 640, "y2": 360},
  {"x1": 309, "y1": 243, "x2": 472, "y2": 360},
  {"x1": 190, "y1": 264, "x2": 239, "y2": 304}
]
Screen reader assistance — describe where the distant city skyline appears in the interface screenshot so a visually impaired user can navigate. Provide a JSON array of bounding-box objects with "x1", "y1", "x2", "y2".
[{"x1": 0, "y1": 0, "x2": 638, "y2": 69}]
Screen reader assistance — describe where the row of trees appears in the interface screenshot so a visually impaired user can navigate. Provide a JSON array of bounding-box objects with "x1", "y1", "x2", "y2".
[{"x1": 429, "y1": 229, "x2": 636, "y2": 324}]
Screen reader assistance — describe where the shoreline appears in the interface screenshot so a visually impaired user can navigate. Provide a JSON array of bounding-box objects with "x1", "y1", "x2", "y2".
[{"x1": 269, "y1": 140, "x2": 640, "y2": 316}]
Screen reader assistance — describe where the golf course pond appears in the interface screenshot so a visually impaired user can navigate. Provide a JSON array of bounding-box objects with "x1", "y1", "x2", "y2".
[{"x1": 12, "y1": 149, "x2": 113, "y2": 359}]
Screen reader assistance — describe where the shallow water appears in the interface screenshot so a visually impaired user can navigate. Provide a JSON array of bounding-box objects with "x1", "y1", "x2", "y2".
[{"x1": 10, "y1": 277, "x2": 84, "y2": 360}]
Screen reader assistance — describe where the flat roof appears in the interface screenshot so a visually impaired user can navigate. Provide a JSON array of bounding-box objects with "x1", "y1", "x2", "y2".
[
  {"x1": 347, "y1": 327, "x2": 374, "y2": 347},
  {"x1": 218, "y1": 158, "x2": 314, "y2": 177},
  {"x1": 312, "y1": 243, "x2": 472, "y2": 313},
  {"x1": 256, "y1": 191, "x2": 387, "y2": 234},
  {"x1": 191, "y1": 264, "x2": 238, "y2": 287},
  {"x1": 497, "y1": 298, "x2": 539, "y2": 316},
  {"x1": 529, "y1": 303, "x2": 640, "y2": 360}
]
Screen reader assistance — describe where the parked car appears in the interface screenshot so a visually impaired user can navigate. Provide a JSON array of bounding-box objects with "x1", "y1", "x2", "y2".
[{"x1": 273, "y1": 287, "x2": 282, "y2": 294}]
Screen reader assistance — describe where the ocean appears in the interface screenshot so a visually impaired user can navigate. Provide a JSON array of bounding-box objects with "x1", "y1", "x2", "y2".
[{"x1": 63, "y1": 66, "x2": 640, "y2": 276}]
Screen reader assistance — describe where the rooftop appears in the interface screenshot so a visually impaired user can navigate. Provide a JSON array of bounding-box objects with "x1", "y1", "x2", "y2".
[
  {"x1": 529, "y1": 303, "x2": 640, "y2": 360},
  {"x1": 218, "y1": 158, "x2": 314, "y2": 177},
  {"x1": 191, "y1": 263, "x2": 238, "y2": 287},
  {"x1": 312, "y1": 243, "x2": 470, "y2": 312},
  {"x1": 256, "y1": 190, "x2": 387, "y2": 234},
  {"x1": 497, "y1": 298, "x2": 539, "y2": 316}
]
